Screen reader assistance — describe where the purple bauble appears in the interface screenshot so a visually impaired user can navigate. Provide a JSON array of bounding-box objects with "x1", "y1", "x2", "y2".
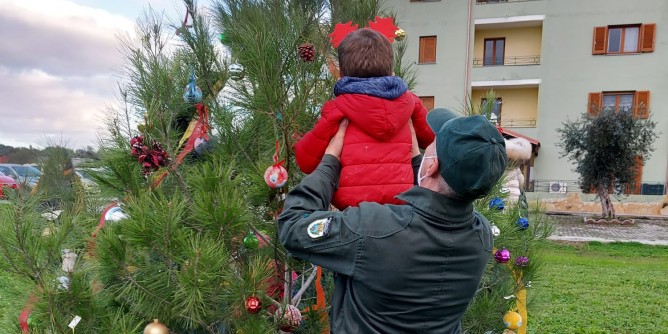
[
  {"x1": 515, "y1": 256, "x2": 529, "y2": 267},
  {"x1": 495, "y1": 248, "x2": 511, "y2": 263}
]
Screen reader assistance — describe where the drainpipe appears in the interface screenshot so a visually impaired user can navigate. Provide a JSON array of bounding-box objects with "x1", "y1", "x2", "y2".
[{"x1": 464, "y1": 0, "x2": 473, "y2": 101}]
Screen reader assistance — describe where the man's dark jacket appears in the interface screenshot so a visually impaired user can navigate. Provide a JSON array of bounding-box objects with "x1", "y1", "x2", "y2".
[{"x1": 278, "y1": 155, "x2": 493, "y2": 333}]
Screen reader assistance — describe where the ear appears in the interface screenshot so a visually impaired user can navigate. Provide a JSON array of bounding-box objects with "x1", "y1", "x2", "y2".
[{"x1": 425, "y1": 157, "x2": 440, "y2": 177}]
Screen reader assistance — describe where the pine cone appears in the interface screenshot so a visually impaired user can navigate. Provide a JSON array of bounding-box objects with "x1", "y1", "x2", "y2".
[{"x1": 297, "y1": 43, "x2": 316, "y2": 62}]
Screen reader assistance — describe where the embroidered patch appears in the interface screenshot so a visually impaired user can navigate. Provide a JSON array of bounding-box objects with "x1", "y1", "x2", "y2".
[{"x1": 307, "y1": 217, "x2": 332, "y2": 239}]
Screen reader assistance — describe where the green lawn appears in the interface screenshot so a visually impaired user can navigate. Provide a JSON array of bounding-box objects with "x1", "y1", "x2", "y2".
[{"x1": 530, "y1": 241, "x2": 668, "y2": 334}]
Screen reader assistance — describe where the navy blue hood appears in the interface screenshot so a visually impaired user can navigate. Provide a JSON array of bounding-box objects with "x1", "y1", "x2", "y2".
[{"x1": 334, "y1": 76, "x2": 408, "y2": 100}]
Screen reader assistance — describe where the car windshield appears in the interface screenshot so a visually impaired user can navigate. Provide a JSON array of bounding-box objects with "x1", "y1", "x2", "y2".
[{"x1": 13, "y1": 166, "x2": 42, "y2": 177}]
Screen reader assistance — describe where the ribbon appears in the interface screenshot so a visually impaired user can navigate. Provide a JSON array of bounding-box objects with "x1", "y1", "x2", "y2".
[
  {"x1": 152, "y1": 103, "x2": 210, "y2": 188},
  {"x1": 19, "y1": 294, "x2": 38, "y2": 333},
  {"x1": 87, "y1": 202, "x2": 118, "y2": 256},
  {"x1": 273, "y1": 140, "x2": 284, "y2": 167},
  {"x1": 300, "y1": 266, "x2": 329, "y2": 333}
]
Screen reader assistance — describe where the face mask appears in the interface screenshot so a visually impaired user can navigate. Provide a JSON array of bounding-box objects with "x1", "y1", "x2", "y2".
[{"x1": 417, "y1": 155, "x2": 437, "y2": 186}]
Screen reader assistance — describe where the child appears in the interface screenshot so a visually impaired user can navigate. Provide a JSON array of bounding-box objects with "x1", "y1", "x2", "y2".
[{"x1": 295, "y1": 28, "x2": 435, "y2": 209}]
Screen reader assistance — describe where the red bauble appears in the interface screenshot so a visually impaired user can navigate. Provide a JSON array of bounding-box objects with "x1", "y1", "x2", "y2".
[
  {"x1": 245, "y1": 296, "x2": 262, "y2": 314},
  {"x1": 274, "y1": 304, "x2": 302, "y2": 332},
  {"x1": 264, "y1": 165, "x2": 288, "y2": 188},
  {"x1": 297, "y1": 43, "x2": 316, "y2": 62}
]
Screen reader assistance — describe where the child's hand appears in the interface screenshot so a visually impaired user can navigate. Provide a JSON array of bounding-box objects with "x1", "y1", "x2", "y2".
[
  {"x1": 408, "y1": 120, "x2": 420, "y2": 158},
  {"x1": 325, "y1": 119, "x2": 349, "y2": 160}
]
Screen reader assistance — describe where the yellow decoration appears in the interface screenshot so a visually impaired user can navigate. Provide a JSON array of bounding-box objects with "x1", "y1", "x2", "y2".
[
  {"x1": 503, "y1": 311, "x2": 522, "y2": 330},
  {"x1": 515, "y1": 286, "x2": 528, "y2": 334},
  {"x1": 144, "y1": 319, "x2": 169, "y2": 334},
  {"x1": 394, "y1": 28, "x2": 406, "y2": 41},
  {"x1": 502, "y1": 330, "x2": 517, "y2": 334}
]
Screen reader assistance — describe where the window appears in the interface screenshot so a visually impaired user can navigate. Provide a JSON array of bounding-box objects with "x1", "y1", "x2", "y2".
[
  {"x1": 481, "y1": 97, "x2": 502, "y2": 123},
  {"x1": 484, "y1": 38, "x2": 505, "y2": 65},
  {"x1": 419, "y1": 36, "x2": 437, "y2": 63},
  {"x1": 419, "y1": 96, "x2": 435, "y2": 111},
  {"x1": 592, "y1": 23, "x2": 655, "y2": 55},
  {"x1": 587, "y1": 91, "x2": 650, "y2": 118}
]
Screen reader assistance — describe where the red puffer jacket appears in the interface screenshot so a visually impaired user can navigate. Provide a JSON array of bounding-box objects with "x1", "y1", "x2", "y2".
[{"x1": 295, "y1": 76, "x2": 434, "y2": 209}]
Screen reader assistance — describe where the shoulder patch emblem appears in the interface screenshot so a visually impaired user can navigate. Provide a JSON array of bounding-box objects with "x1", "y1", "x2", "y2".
[{"x1": 307, "y1": 217, "x2": 332, "y2": 239}]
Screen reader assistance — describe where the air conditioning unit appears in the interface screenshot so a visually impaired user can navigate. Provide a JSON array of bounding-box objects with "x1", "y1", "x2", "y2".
[{"x1": 549, "y1": 181, "x2": 567, "y2": 193}]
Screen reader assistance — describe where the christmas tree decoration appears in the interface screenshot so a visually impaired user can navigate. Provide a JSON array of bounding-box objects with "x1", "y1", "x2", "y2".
[
  {"x1": 194, "y1": 136, "x2": 211, "y2": 156},
  {"x1": 218, "y1": 32, "x2": 226, "y2": 43},
  {"x1": 244, "y1": 296, "x2": 262, "y2": 314},
  {"x1": 297, "y1": 43, "x2": 316, "y2": 62},
  {"x1": 494, "y1": 248, "x2": 511, "y2": 263},
  {"x1": 489, "y1": 197, "x2": 505, "y2": 210},
  {"x1": 503, "y1": 311, "x2": 523, "y2": 330},
  {"x1": 57, "y1": 276, "x2": 70, "y2": 290},
  {"x1": 183, "y1": 67, "x2": 203, "y2": 103},
  {"x1": 515, "y1": 256, "x2": 529, "y2": 267},
  {"x1": 228, "y1": 63, "x2": 245, "y2": 81},
  {"x1": 491, "y1": 224, "x2": 501, "y2": 237},
  {"x1": 264, "y1": 165, "x2": 288, "y2": 188},
  {"x1": 503, "y1": 330, "x2": 517, "y2": 334},
  {"x1": 104, "y1": 204, "x2": 128, "y2": 222},
  {"x1": 61, "y1": 249, "x2": 77, "y2": 273},
  {"x1": 243, "y1": 231, "x2": 259, "y2": 249},
  {"x1": 274, "y1": 304, "x2": 302, "y2": 332},
  {"x1": 394, "y1": 28, "x2": 406, "y2": 41},
  {"x1": 130, "y1": 136, "x2": 170, "y2": 175},
  {"x1": 144, "y1": 319, "x2": 169, "y2": 334},
  {"x1": 515, "y1": 217, "x2": 529, "y2": 230}
]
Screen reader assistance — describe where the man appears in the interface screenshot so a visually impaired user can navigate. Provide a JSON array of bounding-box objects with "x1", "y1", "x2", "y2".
[{"x1": 278, "y1": 108, "x2": 508, "y2": 333}]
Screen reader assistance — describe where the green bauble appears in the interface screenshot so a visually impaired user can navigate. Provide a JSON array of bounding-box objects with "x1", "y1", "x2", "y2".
[
  {"x1": 218, "y1": 32, "x2": 226, "y2": 43},
  {"x1": 243, "y1": 233, "x2": 259, "y2": 249}
]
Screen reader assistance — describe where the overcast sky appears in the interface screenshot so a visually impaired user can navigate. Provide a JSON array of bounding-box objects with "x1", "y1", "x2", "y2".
[{"x1": 0, "y1": 0, "x2": 209, "y2": 150}]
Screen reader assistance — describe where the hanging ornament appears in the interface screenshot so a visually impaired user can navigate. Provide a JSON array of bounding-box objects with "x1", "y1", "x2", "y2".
[
  {"x1": 491, "y1": 224, "x2": 500, "y2": 237},
  {"x1": 57, "y1": 276, "x2": 70, "y2": 290},
  {"x1": 502, "y1": 330, "x2": 517, "y2": 334},
  {"x1": 394, "y1": 28, "x2": 406, "y2": 41},
  {"x1": 105, "y1": 204, "x2": 128, "y2": 222},
  {"x1": 194, "y1": 136, "x2": 211, "y2": 156},
  {"x1": 218, "y1": 32, "x2": 226, "y2": 43},
  {"x1": 264, "y1": 141, "x2": 288, "y2": 188},
  {"x1": 61, "y1": 249, "x2": 77, "y2": 273},
  {"x1": 228, "y1": 63, "x2": 245, "y2": 81},
  {"x1": 515, "y1": 217, "x2": 529, "y2": 230},
  {"x1": 183, "y1": 67, "x2": 203, "y2": 103},
  {"x1": 274, "y1": 304, "x2": 302, "y2": 332},
  {"x1": 503, "y1": 311, "x2": 523, "y2": 330},
  {"x1": 297, "y1": 43, "x2": 316, "y2": 62},
  {"x1": 515, "y1": 256, "x2": 529, "y2": 267},
  {"x1": 245, "y1": 296, "x2": 262, "y2": 314},
  {"x1": 144, "y1": 319, "x2": 169, "y2": 334},
  {"x1": 243, "y1": 231, "x2": 259, "y2": 250},
  {"x1": 494, "y1": 248, "x2": 511, "y2": 263},
  {"x1": 489, "y1": 197, "x2": 505, "y2": 210}
]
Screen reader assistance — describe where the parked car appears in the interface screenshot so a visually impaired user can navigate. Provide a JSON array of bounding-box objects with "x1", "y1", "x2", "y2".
[
  {"x1": 0, "y1": 164, "x2": 42, "y2": 188},
  {"x1": 0, "y1": 172, "x2": 18, "y2": 198}
]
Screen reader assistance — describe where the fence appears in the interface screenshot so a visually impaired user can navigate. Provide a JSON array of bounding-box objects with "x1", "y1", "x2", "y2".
[{"x1": 528, "y1": 180, "x2": 666, "y2": 195}]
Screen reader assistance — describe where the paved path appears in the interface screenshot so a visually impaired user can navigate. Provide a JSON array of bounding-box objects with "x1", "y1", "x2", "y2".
[{"x1": 547, "y1": 214, "x2": 668, "y2": 245}]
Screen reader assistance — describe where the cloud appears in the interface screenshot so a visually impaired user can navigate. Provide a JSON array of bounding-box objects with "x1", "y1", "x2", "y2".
[{"x1": 0, "y1": 0, "x2": 134, "y2": 149}]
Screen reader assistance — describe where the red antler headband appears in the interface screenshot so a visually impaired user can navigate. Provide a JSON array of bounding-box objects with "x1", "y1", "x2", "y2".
[{"x1": 328, "y1": 16, "x2": 399, "y2": 48}]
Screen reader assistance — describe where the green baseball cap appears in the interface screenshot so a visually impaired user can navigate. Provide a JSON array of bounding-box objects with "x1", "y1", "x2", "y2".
[{"x1": 426, "y1": 108, "x2": 508, "y2": 201}]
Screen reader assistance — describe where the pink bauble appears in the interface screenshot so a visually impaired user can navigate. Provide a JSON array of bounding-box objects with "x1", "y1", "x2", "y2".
[
  {"x1": 264, "y1": 165, "x2": 288, "y2": 188},
  {"x1": 274, "y1": 304, "x2": 302, "y2": 332}
]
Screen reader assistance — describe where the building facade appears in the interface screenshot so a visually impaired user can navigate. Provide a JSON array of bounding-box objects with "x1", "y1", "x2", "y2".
[{"x1": 383, "y1": 0, "x2": 668, "y2": 195}]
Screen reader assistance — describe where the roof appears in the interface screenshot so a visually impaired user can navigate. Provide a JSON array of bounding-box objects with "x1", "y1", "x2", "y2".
[{"x1": 497, "y1": 126, "x2": 541, "y2": 152}]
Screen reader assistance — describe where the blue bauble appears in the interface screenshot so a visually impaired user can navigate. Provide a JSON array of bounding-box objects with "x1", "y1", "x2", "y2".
[
  {"x1": 183, "y1": 83, "x2": 203, "y2": 103},
  {"x1": 515, "y1": 217, "x2": 529, "y2": 230},
  {"x1": 489, "y1": 197, "x2": 505, "y2": 210}
]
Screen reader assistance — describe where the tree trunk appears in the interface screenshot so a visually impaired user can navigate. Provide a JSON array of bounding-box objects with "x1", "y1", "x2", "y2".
[{"x1": 597, "y1": 185, "x2": 615, "y2": 219}]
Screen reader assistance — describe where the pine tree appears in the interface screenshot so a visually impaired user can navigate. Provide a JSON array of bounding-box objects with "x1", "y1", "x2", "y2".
[{"x1": 0, "y1": 1, "x2": 551, "y2": 333}]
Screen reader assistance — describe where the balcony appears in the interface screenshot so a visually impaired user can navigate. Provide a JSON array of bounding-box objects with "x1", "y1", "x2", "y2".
[
  {"x1": 472, "y1": 23, "x2": 542, "y2": 81},
  {"x1": 473, "y1": 55, "x2": 540, "y2": 67},
  {"x1": 471, "y1": 86, "x2": 539, "y2": 128}
]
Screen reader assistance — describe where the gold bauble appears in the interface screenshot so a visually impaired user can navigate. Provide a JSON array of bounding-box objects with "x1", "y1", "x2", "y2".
[
  {"x1": 394, "y1": 28, "x2": 406, "y2": 41},
  {"x1": 144, "y1": 319, "x2": 169, "y2": 334}
]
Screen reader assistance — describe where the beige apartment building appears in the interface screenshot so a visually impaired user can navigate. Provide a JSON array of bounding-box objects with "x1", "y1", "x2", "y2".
[{"x1": 383, "y1": 0, "x2": 668, "y2": 195}]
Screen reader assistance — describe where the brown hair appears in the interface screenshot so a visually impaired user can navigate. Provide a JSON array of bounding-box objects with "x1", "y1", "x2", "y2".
[{"x1": 337, "y1": 28, "x2": 393, "y2": 78}]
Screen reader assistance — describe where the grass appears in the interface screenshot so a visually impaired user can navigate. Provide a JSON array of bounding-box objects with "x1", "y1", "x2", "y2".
[{"x1": 530, "y1": 241, "x2": 668, "y2": 334}]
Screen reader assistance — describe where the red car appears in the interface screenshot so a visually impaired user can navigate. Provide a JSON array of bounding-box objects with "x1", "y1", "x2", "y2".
[{"x1": 0, "y1": 173, "x2": 18, "y2": 198}]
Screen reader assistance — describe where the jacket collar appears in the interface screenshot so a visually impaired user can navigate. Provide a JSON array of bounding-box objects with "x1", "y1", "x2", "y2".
[
  {"x1": 396, "y1": 186, "x2": 475, "y2": 225},
  {"x1": 334, "y1": 76, "x2": 408, "y2": 99}
]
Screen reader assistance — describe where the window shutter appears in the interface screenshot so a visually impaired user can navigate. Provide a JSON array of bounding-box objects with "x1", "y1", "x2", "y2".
[
  {"x1": 626, "y1": 156, "x2": 643, "y2": 195},
  {"x1": 634, "y1": 91, "x2": 650, "y2": 118},
  {"x1": 419, "y1": 36, "x2": 437, "y2": 63},
  {"x1": 640, "y1": 23, "x2": 656, "y2": 52},
  {"x1": 588, "y1": 92, "x2": 602, "y2": 116},
  {"x1": 419, "y1": 96, "x2": 435, "y2": 111},
  {"x1": 592, "y1": 26, "x2": 608, "y2": 55}
]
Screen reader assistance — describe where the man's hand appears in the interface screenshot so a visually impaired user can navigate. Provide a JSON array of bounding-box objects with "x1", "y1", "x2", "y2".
[{"x1": 324, "y1": 119, "x2": 349, "y2": 160}]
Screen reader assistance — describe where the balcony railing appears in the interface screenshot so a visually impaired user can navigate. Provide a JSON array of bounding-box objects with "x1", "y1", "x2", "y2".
[
  {"x1": 497, "y1": 118, "x2": 536, "y2": 128},
  {"x1": 528, "y1": 180, "x2": 666, "y2": 195},
  {"x1": 473, "y1": 55, "x2": 541, "y2": 67},
  {"x1": 476, "y1": 0, "x2": 542, "y2": 4}
]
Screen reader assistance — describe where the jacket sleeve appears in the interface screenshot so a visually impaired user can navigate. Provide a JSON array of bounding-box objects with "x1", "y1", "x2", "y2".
[
  {"x1": 278, "y1": 155, "x2": 362, "y2": 277},
  {"x1": 294, "y1": 101, "x2": 344, "y2": 174},
  {"x1": 410, "y1": 93, "x2": 436, "y2": 149}
]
